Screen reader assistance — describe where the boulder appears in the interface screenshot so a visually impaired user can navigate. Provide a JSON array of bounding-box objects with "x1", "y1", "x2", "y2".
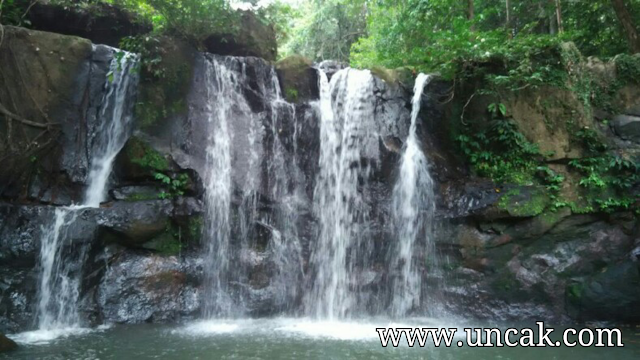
[
  {"x1": 203, "y1": 11, "x2": 277, "y2": 61},
  {"x1": 26, "y1": 1, "x2": 152, "y2": 47},
  {"x1": 276, "y1": 56, "x2": 319, "y2": 103},
  {"x1": 0, "y1": 26, "x2": 91, "y2": 200},
  {"x1": 97, "y1": 201, "x2": 173, "y2": 245},
  {"x1": 612, "y1": 114, "x2": 640, "y2": 143},
  {"x1": 567, "y1": 261, "x2": 640, "y2": 322},
  {"x1": 441, "y1": 213, "x2": 636, "y2": 323},
  {"x1": 97, "y1": 252, "x2": 200, "y2": 324},
  {"x1": 0, "y1": 27, "x2": 128, "y2": 204},
  {"x1": 626, "y1": 105, "x2": 640, "y2": 117},
  {"x1": 116, "y1": 136, "x2": 174, "y2": 181},
  {"x1": 0, "y1": 333, "x2": 17, "y2": 353}
]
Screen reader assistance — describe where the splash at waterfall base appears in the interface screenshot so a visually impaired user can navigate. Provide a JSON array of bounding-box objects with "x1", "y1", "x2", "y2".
[{"x1": 1, "y1": 25, "x2": 640, "y2": 356}]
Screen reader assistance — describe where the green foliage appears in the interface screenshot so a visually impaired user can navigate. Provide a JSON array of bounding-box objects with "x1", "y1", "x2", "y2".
[
  {"x1": 17, "y1": 1, "x2": 239, "y2": 45},
  {"x1": 152, "y1": 228, "x2": 182, "y2": 256},
  {"x1": 456, "y1": 115, "x2": 542, "y2": 184},
  {"x1": 155, "y1": 172, "x2": 189, "y2": 199},
  {"x1": 0, "y1": 0, "x2": 31, "y2": 26},
  {"x1": 285, "y1": 87, "x2": 298, "y2": 102},
  {"x1": 129, "y1": 140, "x2": 169, "y2": 171},
  {"x1": 615, "y1": 53, "x2": 640, "y2": 84},
  {"x1": 253, "y1": 0, "x2": 298, "y2": 47},
  {"x1": 186, "y1": 216, "x2": 203, "y2": 243},
  {"x1": 127, "y1": 138, "x2": 190, "y2": 199},
  {"x1": 566, "y1": 128, "x2": 639, "y2": 213},
  {"x1": 120, "y1": 35, "x2": 192, "y2": 129},
  {"x1": 281, "y1": 0, "x2": 367, "y2": 62},
  {"x1": 144, "y1": 0, "x2": 238, "y2": 44},
  {"x1": 349, "y1": 0, "x2": 640, "y2": 78}
]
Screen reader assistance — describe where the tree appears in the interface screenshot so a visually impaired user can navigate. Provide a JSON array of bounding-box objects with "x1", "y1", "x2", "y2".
[
  {"x1": 610, "y1": 0, "x2": 640, "y2": 53},
  {"x1": 282, "y1": 0, "x2": 367, "y2": 62},
  {"x1": 555, "y1": 0, "x2": 563, "y2": 33}
]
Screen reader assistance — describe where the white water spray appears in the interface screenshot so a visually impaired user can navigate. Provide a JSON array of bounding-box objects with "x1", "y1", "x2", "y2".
[
  {"x1": 35, "y1": 49, "x2": 138, "y2": 332},
  {"x1": 389, "y1": 73, "x2": 436, "y2": 317},
  {"x1": 201, "y1": 55, "x2": 304, "y2": 317},
  {"x1": 308, "y1": 68, "x2": 378, "y2": 319},
  {"x1": 201, "y1": 56, "x2": 236, "y2": 318}
]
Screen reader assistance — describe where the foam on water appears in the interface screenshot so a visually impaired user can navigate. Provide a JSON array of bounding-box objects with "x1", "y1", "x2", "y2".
[
  {"x1": 172, "y1": 317, "x2": 466, "y2": 343},
  {"x1": 10, "y1": 325, "x2": 112, "y2": 345},
  {"x1": 175, "y1": 320, "x2": 243, "y2": 336}
]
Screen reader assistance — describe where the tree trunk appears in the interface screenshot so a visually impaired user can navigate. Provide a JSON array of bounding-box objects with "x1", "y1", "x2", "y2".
[
  {"x1": 555, "y1": 0, "x2": 563, "y2": 33},
  {"x1": 467, "y1": 0, "x2": 474, "y2": 20},
  {"x1": 611, "y1": 0, "x2": 640, "y2": 53},
  {"x1": 505, "y1": 0, "x2": 511, "y2": 27}
]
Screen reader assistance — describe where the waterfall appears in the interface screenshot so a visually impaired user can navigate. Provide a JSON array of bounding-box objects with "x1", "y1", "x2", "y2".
[
  {"x1": 201, "y1": 56, "x2": 235, "y2": 318},
  {"x1": 84, "y1": 53, "x2": 139, "y2": 207},
  {"x1": 308, "y1": 69, "x2": 378, "y2": 319},
  {"x1": 35, "y1": 49, "x2": 138, "y2": 332},
  {"x1": 389, "y1": 73, "x2": 436, "y2": 317},
  {"x1": 201, "y1": 55, "x2": 304, "y2": 318}
]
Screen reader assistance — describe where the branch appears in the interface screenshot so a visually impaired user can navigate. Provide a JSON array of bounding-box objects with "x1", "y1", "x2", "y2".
[
  {"x1": 0, "y1": 102, "x2": 53, "y2": 129},
  {"x1": 460, "y1": 92, "x2": 476, "y2": 126}
]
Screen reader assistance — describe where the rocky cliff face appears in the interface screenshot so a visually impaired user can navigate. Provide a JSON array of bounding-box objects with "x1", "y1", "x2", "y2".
[
  {"x1": 0, "y1": 19, "x2": 638, "y2": 334},
  {"x1": 422, "y1": 47, "x2": 640, "y2": 324}
]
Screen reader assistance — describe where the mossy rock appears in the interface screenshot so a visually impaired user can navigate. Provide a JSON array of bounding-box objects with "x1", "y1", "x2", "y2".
[
  {"x1": 498, "y1": 186, "x2": 550, "y2": 218},
  {"x1": 370, "y1": 66, "x2": 414, "y2": 88},
  {"x1": 143, "y1": 232, "x2": 182, "y2": 256},
  {"x1": 135, "y1": 36, "x2": 196, "y2": 134},
  {"x1": 502, "y1": 86, "x2": 590, "y2": 160},
  {"x1": 116, "y1": 136, "x2": 171, "y2": 180},
  {"x1": 275, "y1": 55, "x2": 319, "y2": 103},
  {"x1": 203, "y1": 11, "x2": 277, "y2": 61}
]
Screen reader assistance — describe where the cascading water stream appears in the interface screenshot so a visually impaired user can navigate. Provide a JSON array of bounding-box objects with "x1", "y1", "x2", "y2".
[
  {"x1": 34, "y1": 49, "x2": 138, "y2": 333},
  {"x1": 308, "y1": 68, "x2": 378, "y2": 319},
  {"x1": 201, "y1": 56, "x2": 235, "y2": 318},
  {"x1": 389, "y1": 73, "x2": 436, "y2": 317},
  {"x1": 201, "y1": 55, "x2": 304, "y2": 318}
]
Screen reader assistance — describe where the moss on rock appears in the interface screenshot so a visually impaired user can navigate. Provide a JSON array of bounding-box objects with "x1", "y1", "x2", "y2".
[
  {"x1": 118, "y1": 137, "x2": 170, "y2": 180},
  {"x1": 131, "y1": 36, "x2": 195, "y2": 133},
  {"x1": 498, "y1": 187, "x2": 550, "y2": 218},
  {"x1": 275, "y1": 55, "x2": 318, "y2": 103}
]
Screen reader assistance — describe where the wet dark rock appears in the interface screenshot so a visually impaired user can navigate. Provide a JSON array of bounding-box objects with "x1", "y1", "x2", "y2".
[
  {"x1": 0, "y1": 332, "x2": 17, "y2": 353},
  {"x1": 566, "y1": 261, "x2": 640, "y2": 322},
  {"x1": 97, "y1": 251, "x2": 201, "y2": 324},
  {"x1": 97, "y1": 200, "x2": 173, "y2": 245},
  {"x1": 110, "y1": 186, "x2": 162, "y2": 201},
  {"x1": 0, "y1": 268, "x2": 36, "y2": 334},
  {"x1": 276, "y1": 56, "x2": 319, "y2": 103},
  {"x1": 26, "y1": 1, "x2": 152, "y2": 47},
  {"x1": 612, "y1": 114, "x2": 640, "y2": 143},
  {"x1": 116, "y1": 136, "x2": 178, "y2": 181},
  {"x1": 441, "y1": 215, "x2": 636, "y2": 323},
  {"x1": 203, "y1": 11, "x2": 277, "y2": 61},
  {"x1": 0, "y1": 27, "x2": 125, "y2": 204},
  {"x1": 0, "y1": 204, "x2": 50, "y2": 265}
]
